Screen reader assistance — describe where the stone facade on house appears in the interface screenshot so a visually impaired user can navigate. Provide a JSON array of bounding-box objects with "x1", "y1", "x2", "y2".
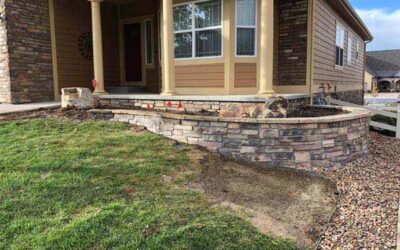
[
  {"x1": 333, "y1": 90, "x2": 364, "y2": 105},
  {"x1": 277, "y1": 0, "x2": 308, "y2": 86},
  {"x1": 0, "y1": 0, "x2": 54, "y2": 104},
  {"x1": 0, "y1": 0, "x2": 11, "y2": 103},
  {"x1": 91, "y1": 107, "x2": 370, "y2": 170}
]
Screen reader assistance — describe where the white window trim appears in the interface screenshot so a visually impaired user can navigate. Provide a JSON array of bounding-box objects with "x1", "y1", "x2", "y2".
[
  {"x1": 235, "y1": 0, "x2": 258, "y2": 57},
  {"x1": 355, "y1": 40, "x2": 360, "y2": 61},
  {"x1": 144, "y1": 19, "x2": 153, "y2": 65},
  {"x1": 336, "y1": 22, "x2": 345, "y2": 48},
  {"x1": 335, "y1": 21, "x2": 345, "y2": 67},
  {"x1": 173, "y1": 0, "x2": 224, "y2": 60},
  {"x1": 347, "y1": 33, "x2": 352, "y2": 65}
]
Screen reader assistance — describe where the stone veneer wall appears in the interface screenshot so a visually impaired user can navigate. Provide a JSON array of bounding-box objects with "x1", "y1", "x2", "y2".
[
  {"x1": 277, "y1": 0, "x2": 308, "y2": 86},
  {"x1": 0, "y1": 0, "x2": 53, "y2": 103},
  {"x1": 91, "y1": 107, "x2": 370, "y2": 170},
  {"x1": 333, "y1": 90, "x2": 364, "y2": 105},
  {"x1": 98, "y1": 97, "x2": 311, "y2": 116},
  {"x1": 0, "y1": 0, "x2": 11, "y2": 103}
]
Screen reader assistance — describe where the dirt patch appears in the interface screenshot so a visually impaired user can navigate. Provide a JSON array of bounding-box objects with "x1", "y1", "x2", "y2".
[
  {"x1": 289, "y1": 107, "x2": 348, "y2": 118},
  {"x1": 186, "y1": 149, "x2": 338, "y2": 249},
  {"x1": 0, "y1": 108, "x2": 92, "y2": 122}
]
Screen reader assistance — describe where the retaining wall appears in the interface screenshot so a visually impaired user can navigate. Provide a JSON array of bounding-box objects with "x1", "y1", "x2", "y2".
[{"x1": 91, "y1": 107, "x2": 370, "y2": 170}]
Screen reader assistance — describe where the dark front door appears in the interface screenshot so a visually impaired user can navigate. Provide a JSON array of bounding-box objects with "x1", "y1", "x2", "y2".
[{"x1": 124, "y1": 23, "x2": 142, "y2": 82}]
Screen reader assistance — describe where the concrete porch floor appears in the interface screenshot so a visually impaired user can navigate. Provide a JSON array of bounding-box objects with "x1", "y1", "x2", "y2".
[{"x1": 0, "y1": 102, "x2": 61, "y2": 115}]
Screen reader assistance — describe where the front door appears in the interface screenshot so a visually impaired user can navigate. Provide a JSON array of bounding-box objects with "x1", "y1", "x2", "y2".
[{"x1": 124, "y1": 23, "x2": 142, "y2": 82}]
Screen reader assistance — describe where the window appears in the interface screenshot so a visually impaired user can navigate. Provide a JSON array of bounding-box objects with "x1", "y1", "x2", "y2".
[
  {"x1": 355, "y1": 40, "x2": 360, "y2": 61},
  {"x1": 236, "y1": 0, "x2": 257, "y2": 56},
  {"x1": 173, "y1": 0, "x2": 223, "y2": 59},
  {"x1": 347, "y1": 34, "x2": 352, "y2": 64},
  {"x1": 335, "y1": 22, "x2": 345, "y2": 67},
  {"x1": 145, "y1": 19, "x2": 153, "y2": 65}
]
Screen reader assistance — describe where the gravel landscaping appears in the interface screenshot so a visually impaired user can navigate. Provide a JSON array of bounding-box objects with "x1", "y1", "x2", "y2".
[{"x1": 318, "y1": 132, "x2": 400, "y2": 249}]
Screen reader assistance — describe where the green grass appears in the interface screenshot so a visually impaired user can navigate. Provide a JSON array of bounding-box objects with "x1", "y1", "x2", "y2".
[{"x1": 0, "y1": 118, "x2": 297, "y2": 250}]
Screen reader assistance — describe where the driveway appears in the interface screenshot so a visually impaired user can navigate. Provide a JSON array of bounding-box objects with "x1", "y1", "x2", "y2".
[{"x1": 0, "y1": 102, "x2": 61, "y2": 115}]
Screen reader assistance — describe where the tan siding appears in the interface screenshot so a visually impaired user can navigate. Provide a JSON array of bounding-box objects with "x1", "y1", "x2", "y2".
[
  {"x1": 54, "y1": 0, "x2": 93, "y2": 91},
  {"x1": 234, "y1": 63, "x2": 257, "y2": 88},
  {"x1": 175, "y1": 64, "x2": 225, "y2": 88},
  {"x1": 312, "y1": 0, "x2": 365, "y2": 91}
]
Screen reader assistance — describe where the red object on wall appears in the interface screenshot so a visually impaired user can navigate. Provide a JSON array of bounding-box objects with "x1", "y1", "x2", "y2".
[
  {"x1": 167, "y1": 101, "x2": 172, "y2": 108},
  {"x1": 178, "y1": 101, "x2": 183, "y2": 109},
  {"x1": 147, "y1": 103, "x2": 151, "y2": 109},
  {"x1": 92, "y1": 79, "x2": 97, "y2": 89}
]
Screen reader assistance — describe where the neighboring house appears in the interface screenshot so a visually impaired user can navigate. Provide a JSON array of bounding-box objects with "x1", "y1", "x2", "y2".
[
  {"x1": 0, "y1": 0, "x2": 372, "y2": 104},
  {"x1": 365, "y1": 66, "x2": 378, "y2": 93},
  {"x1": 366, "y1": 49, "x2": 400, "y2": 93}
]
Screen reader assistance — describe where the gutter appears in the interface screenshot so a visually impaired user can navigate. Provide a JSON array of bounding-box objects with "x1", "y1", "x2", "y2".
[{"x1": 339, "y1": 0, "x2": 374, "y2": 41}]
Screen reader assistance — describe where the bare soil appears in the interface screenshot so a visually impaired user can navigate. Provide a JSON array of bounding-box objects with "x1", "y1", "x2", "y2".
[
  {"x1": 101, "y1": 105, "x2": 346, "y2": 118},
  {"x1": 185, "y1": 149, "x2": 338, "y2": 249},
  {"x1": 0, "y1": 107, "x2": 92, "y2": 122},
  {"x1": 289, "y1": 107, "x2": 347, "y2": 118}
]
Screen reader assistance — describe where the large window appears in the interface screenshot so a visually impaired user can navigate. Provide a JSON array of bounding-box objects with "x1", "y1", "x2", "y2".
[
  {"x1": 347, "y1": 34, "x2": 352, "y2": 65},
  {"x1": 145, "y1": 19, "x2": 153, "y2": 65},
  {"x1": 335, "y1": 22, "x2": 345, "y2": 67},
  {"x1": 173, "y1": 0, "x2": 223, "y2": 59},
  {"x1": 236, "y1": 0, "x2": 257, "y2": 56}
]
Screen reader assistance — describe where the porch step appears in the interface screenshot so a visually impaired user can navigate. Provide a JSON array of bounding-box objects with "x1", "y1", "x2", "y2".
[{"x1": 106, "y1": 86, "x2": 147, "y2": 94}]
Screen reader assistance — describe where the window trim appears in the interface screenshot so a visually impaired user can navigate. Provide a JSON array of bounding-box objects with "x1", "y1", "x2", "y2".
[
  {"x1": 144, "y1": 19, "x2": 154, "y2": 65},
  {"x1": 335, "y1": 21, "x2": 345, "y2": 67},
  {"x1": 355, "y1": 40, "x2": 360, "y2": 61},
  {"x1": 347, "y1": 33, "x2": 352, "y2": 65},
  {"x1": 173, "y1": 0, "x2": 224, "y2": 60},
  {"x1": 235, "y1": 0, "x2": 258, "y2": 57}
]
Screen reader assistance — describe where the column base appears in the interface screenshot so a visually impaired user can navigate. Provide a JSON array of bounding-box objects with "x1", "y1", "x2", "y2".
[
  {"x1": 161, "y1": 91, "x2": 177, "y2": 96},
  {"x1": 93, "y1": 90, "x2": 108, "y2": 95},
  {"x1": 257, "y1": 90, "x2": 275, "y2": 97}
]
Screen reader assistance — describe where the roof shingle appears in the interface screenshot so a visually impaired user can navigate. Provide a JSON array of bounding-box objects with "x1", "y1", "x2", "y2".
[{"x1": 366, "y1": 50, "x2": 400, "y2": 77}]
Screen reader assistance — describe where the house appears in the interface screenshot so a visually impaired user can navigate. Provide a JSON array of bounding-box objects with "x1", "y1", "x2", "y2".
[
  {"x1": 364, "y1": 66, "x2": 377, "y2": 93},
  {"x1": 366, "y1": 49, "x2": 400, "y2": 93},
  {"x1": 0, "y1": 0, "x2": 372, "y2": 105}
]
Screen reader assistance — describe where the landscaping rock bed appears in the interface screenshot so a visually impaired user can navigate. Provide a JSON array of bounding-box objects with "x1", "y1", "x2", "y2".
[{"x1": 317, "y1": 132, "x2": 400, "y2": 249}]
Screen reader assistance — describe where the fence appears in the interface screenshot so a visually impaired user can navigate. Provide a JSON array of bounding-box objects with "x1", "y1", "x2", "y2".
[{"x1": 326, "y1": 96, "x2": 400, "y2": 139}]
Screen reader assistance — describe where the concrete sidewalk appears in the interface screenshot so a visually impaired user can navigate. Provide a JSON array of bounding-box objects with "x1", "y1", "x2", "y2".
[{"x1": 0, "y1": 102, "x2": 61, "y2": 115}]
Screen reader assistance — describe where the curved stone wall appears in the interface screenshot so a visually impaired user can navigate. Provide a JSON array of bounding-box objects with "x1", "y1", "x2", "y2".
[{"x1": 91, "y1": 107, "x2": 370, "y2": 170}]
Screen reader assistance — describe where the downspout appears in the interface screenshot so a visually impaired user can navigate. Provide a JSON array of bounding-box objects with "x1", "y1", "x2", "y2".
[
  {"x1": 363, "y1": 39, "x2": 372, "y2": 104},
  {"x1": 307, "y1": 0, "x2": 315, "y2": 105}
]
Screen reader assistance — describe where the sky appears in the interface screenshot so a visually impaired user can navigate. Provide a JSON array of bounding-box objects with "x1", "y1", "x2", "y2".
[{"x1": 349, "y1": 0, "x2": 400, "y2": 51}]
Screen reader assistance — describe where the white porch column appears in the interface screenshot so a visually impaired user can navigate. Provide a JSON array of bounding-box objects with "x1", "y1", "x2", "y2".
[
  {"x1": 89, "y1": 0, "x2": 106, "y2": 94},
  {"x1": 161, "y1": 0, "x2": 176, "y2": 95},
  {"x1": 258, "y1": 0, "x2": 275, "y2": 96}
]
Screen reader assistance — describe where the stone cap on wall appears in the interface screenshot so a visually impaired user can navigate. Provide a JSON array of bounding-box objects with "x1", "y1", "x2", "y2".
[{"x1": 90, "y1": 106, "x2": 371, "y2": 125}]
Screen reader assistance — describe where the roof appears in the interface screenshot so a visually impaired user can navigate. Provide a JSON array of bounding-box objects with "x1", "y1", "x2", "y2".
[
  {"x1": 366, "y1": 50, "x2": 400, "y2": 77},
  {"x1": 326, "y1": 0, "x2": 373, "y2": 41}
]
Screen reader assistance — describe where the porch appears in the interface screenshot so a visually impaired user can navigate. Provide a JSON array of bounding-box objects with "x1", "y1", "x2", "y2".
[{"x1": 50, "y1": 0, "x2": 312, "y2": 99}]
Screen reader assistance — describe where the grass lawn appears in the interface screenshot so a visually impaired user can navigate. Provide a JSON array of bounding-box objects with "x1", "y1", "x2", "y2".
[{"x1": 0, "y1": 118, "x2": 297, "y2": 250}]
